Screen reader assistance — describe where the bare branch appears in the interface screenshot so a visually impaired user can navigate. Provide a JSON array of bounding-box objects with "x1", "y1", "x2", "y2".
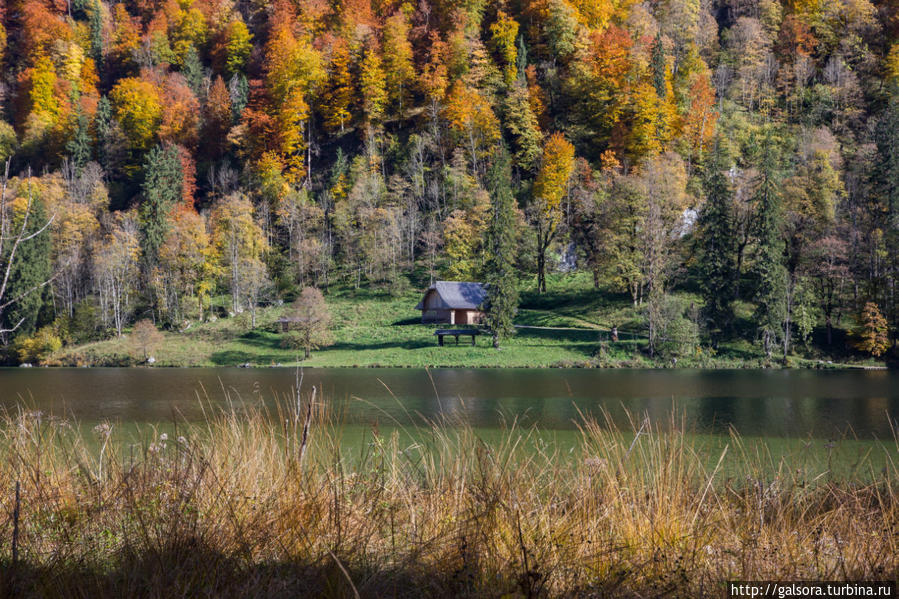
[
  {"x1": 0, "y1": 164, "x2": 58, "y2": 340},
  {"x1": 0, "y1": 316, "x2": 26, "y2": 336}
]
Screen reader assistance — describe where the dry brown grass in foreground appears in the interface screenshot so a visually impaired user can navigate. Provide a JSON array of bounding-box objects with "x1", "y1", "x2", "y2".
[{"x1": 0, "y1": 392, "x2": 897, "y2": 598}]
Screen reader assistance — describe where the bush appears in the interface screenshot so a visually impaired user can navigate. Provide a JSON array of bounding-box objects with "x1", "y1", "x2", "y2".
[
  {"x1": 15, "y1": 326, "x2": 63, "y2": 364},
  {"x1": 654, "y1": 296, "x2": 700, "y2": 359}
]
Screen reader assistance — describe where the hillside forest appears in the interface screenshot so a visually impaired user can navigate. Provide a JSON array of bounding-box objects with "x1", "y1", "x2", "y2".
[{"x1": 0, "y1": 0, "x2": 897, "y2": 363}]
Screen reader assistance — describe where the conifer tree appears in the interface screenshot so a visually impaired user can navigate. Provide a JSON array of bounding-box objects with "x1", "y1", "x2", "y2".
[
  {"x1": 66, "y1": 109, "x2": 92, "y2": 168},
  {"x1": 697, "y1": 140, "x2": 736, "y2": 341},
  {"x1": 1, "y1": 191, "x2": 51, "y2": 338},
  {"x1": 483, "y1": 145, "x2": 519, "y2": 348},
  {"x1": 89, "y1": 0, "x2": 104, "y2": 66},
  {"x1": 750, "y1": 127, "x2": 788, "y2": 358},
  {"x1": 651, "y1": 32, "x2": 667, "y2": 99},
  {"x1": 182, "y1": 46, "x2": 206, "y2": 99},
  {"x1": 140, "y1": 144, "x2": 183, "y2": 268}
]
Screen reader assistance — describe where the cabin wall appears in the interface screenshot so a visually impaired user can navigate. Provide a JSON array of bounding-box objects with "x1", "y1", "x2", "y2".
[
  {"x1": 422, "y1": 309, "x2": 452, "y2": 324},
  {"x1": 454, "y1": 310, "x2": 484, "y2": 325},
  {"x1": 423, "y1": 291, "x2": 446, "y2": 310}
]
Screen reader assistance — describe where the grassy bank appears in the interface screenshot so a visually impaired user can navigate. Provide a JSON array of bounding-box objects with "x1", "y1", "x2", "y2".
[
  {"x1": 1, "y1": 395, "x2": 897, "y2": 598},
  {"x1": 48, "y1": 273, "x2": 886, "y2": 369}
]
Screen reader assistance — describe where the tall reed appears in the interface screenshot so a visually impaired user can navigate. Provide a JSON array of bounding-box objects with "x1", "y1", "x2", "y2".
[{"x1": 0, "y1": 390, "x2": 896, "y2": 598}]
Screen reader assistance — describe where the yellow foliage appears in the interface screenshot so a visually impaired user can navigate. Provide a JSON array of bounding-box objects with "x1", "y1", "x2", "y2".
[
  {"x1": 224, "y1": 19, "x2": 253, "y2": 75},
  {"x1": 444, "y1": 81, "x2": 500, "y2": 147},
  {"x1": 534, "y1": 132, "x2": 575, "y2": 214},
  {"x1": 278, "y1": 88, "x2": 310, "y2": 184},
  {"x1": 490, "y1": 10, "x2": 519, "y2": 84},
  {"x1": 29, "y1": 56, "x2": 61, "y2": 120},
  {"x1": 887, "y1": 43, "x2": 899, "y2": 85},
  {"x1": 110, "y1": 78, "x2": 163, "y2": 149},
  {"x1": 16, "y1": 327, "x2": 63, "y2": 364},
  {"x1": 360, "y1": 45, "x2": 388, "y2": 125}
]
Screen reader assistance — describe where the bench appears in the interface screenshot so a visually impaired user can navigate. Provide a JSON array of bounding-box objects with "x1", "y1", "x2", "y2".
[{"x1": 434, "y1": 329, "x2": 482, "y2": 346}]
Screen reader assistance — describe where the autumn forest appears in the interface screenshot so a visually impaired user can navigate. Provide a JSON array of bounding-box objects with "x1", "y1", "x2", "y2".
[{"x1": 0, "y1": 0, "x2": 897, "y2": 363}]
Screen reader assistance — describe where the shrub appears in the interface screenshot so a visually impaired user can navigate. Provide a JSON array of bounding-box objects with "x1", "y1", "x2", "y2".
[
  {"x1": 15, "y1": 326, "x2": 63, "y2": 364},
  {"x1": 852, "y1": 302, "x2": 890, "y2": 357}
]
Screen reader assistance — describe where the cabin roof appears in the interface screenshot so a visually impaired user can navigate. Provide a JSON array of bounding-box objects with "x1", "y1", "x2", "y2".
[{"x1": 415, "y1": 281, "x2": 488, "y2": 310}]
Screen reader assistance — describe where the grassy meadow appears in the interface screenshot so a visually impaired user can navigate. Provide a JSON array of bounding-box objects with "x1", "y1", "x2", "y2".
[
  {"x1": 48, "y1": 273, "x2": 883, "y2": 369},
  {"x1": 1, "y1": 392, "x2": 897, "y2": 598}
]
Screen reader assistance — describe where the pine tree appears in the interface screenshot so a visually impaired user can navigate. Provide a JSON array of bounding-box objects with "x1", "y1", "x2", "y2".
[
  {"x1": 66, "y1": 109, "x2": 92, "y2": 168},
  {"x1": 89, "y1": 0, "x2": 104, "y2": 67},
  {"x1": 140, "y1": 144, "x2": 183, "y2": 267},
  {"x1": 483, "y1": 145, "x2": 519, "y2": 348},
  {"x1": 697, "y1": 140, "x2": 736, "y2": 341},
  {"x1": 750, "y1": 127, "x2": 788, "y2": 358},
  {"x1": 651, "y1": 32, "x2": 666, "y2": 99},
  {"x1": 228, "y1": 74, "x2": 249, "y2": 121},
  {"x1": 2, "y1": 192, "x2": 51, "y2": 338},
  {"x1": 182, "y1": 46, "x2": 206, "y2": 99},
  {"x1": 516, "y1": 35, "x2": 528, "y2": 82}
]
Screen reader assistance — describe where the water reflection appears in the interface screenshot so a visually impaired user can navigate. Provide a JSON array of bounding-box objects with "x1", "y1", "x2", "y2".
[{"x1": 0, "y1": 367, "x2": 897, "y2": 439}]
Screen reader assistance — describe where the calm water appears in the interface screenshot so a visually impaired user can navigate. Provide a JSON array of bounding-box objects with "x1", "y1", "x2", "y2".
[{"x1": 1, "y1": 367, "x2": 897, "y2": 439}]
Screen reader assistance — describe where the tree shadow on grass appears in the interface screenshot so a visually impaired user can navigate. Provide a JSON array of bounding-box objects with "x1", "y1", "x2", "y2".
[
  {"x1": 209, "y1": 350, "x2": 290, "y2": 366},
  {"x1": 328, "y1": 338, "x2": 435, "y2": 352},
  {"x1": 513, "y1": 327, "x2": 601, "y2": 345}
]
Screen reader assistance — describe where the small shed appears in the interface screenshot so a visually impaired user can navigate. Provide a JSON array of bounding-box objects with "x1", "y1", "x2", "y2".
[{"x1": 416, "y1": 281, "x2": 488, "y2": 325}]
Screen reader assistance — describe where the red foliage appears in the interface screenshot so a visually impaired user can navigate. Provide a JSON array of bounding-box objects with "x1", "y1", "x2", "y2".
[
  {"x1": 176, "y1": 144, "x2": 197, "y2": 210},
  {"x1": 777, "y1": 14, "x2": 817, "y2": 59}
]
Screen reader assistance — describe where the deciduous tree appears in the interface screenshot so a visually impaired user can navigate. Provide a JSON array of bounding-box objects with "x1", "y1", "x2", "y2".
[
  {"x1": 282, "y1": 286, "x2": 333, "y2": 359},
  {"x1": 531, "y1": 132, "x2": 574, "y2": 292}
]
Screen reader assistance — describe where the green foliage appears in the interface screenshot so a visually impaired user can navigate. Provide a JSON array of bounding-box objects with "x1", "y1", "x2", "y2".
[
  {"x1": 650, "y1": 32, "x2": 667, "y2": 99},
  {"x1": 696, "y1": 141, "x2": 736, "y2": 339},
  {"x1": 139, "y1": 144, "x2": 183, "y2": 266},
  {"x1": 652, "y1": 295, "x2": 700, "y2": 359},
  {"x1": 182, "y1": 46, "x2": 206, "y2": 98},
  {"x1": 66, "y1": 109, "x2": 92, "y2": 168},
  {"x1": 483, "y1": 146, "x2": 519, "y2": 348},
  {"x1": 0, "y1": 121, "x2": 16, "y2": 164},
  {"x1": 749, "y1": 127, "x2": 789, "y2": 357},
  {"x1": 89, "y1": 0, "x2": 103, "y2": 65},
  {"x1": 2, "y1": 193, "x2": 52, "y2": 337},
  {"x1": 228, "y1": 74, "x2": 248, "y2": 122}
]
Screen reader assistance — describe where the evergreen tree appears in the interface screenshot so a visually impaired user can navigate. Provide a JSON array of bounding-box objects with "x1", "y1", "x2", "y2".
[
  {"x1": 650, "y1": 32, "x2": 666, "y2": 99},
  {"x1": 66, "y1": 109, "x2": 92, "y2": 168},
  {"x1": 140, "y1": 144, "x2": 183, "y2": 267},
  {"x1": 696, "y1": 140, "x2": 736, "y2": 341},
  {"x1": 872, "y1": 85, "x2": 899, "y2": 333},
  {"x1": 228, "y1": 74, "x2": 249, "y2": 122},
  {"x1": 89, "y1": 0, "x2": 104, "y2": 66},
  {"x1": 516, "y1": 35, "x2": 528, "y2": 82},
  {"x1": 1, "y1": 193, "x2": 51, "y2": 338},
  {"x1": 750, "y1": 127, "x2": 788, "y2": 358},
  {"x1": 182, "y1": 46, "x2": 206, "y2": 99},
  {"x1": 483, "y1": 145, "x2": 519, "y2": 348}
]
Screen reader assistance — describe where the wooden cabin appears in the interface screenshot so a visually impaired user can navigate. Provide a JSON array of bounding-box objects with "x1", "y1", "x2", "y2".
[{"x1": 416, "y1": 281, "x2": 487, "y2": 325}]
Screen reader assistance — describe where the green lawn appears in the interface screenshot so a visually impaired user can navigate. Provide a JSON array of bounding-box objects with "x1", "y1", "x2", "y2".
[{"x1": 51, "y1": 272, "x2": 884, "y2": 368}]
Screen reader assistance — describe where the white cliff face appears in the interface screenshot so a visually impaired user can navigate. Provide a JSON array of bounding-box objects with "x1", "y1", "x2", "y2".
[{"x1": 678, "y1": 207, "x2": 698, "y2": 238}]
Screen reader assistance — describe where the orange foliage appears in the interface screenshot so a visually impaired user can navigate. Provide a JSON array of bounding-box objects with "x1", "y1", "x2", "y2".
[{"x1": 159, "y1": 74, "x2": 200, "y2": 147}]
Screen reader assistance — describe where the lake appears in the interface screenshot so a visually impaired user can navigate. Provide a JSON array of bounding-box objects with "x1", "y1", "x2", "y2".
[{"x1": 1, "y1": 367, "x2": 898, "y2": 439}]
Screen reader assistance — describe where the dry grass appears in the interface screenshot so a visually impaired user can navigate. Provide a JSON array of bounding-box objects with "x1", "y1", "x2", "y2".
[{"x1": 0, "y1": 390, "x2": 897, "y2": 598}]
